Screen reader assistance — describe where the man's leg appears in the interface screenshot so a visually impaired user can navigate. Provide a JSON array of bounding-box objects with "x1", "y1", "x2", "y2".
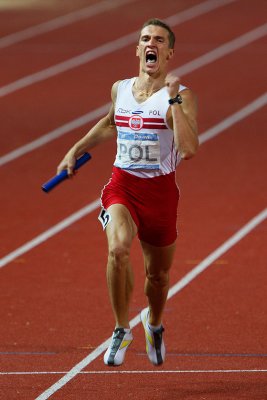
[
  {"x1": 103, "y1": 204, "x2": 137, "y2": 366},
  {"x1": 140, "y1": 240, "x2": 176, "y2": 365},
  {"x1": 106, "y1": 204, "x2": 137, "y2": 328},
  {"x1": 141, "y1": 241, "x2": 176, "y2": 325}
]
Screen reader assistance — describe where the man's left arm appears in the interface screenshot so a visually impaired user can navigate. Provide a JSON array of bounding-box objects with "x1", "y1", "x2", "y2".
[{"x1": 166, "y1": 75, "x2": 199, "y2": 159}]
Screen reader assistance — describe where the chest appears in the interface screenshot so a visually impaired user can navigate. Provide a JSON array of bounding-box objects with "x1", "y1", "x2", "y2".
[{"x1": 116, "y1": 91, "x2": 168, "y2": 123}]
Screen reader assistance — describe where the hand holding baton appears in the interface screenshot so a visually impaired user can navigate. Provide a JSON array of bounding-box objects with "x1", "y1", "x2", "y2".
[{"x1": 41, "y1": 152, "x2": 91, "y2": 193}]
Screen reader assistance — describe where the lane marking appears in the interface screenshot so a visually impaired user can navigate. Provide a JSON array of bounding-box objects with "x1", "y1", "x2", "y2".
[
  {"x1": 137, "y1": 353, "x2": 267, "y2": 358},
  {"x1": 0, "y1": 103, "x2": 110, "y2": 167},
  {"x1": 34, "y1": 208, "x2": 267, "y2": 399},
  {"x1": 1, "y1": 351, "x2": 266, "y2": 357},
  {"x1": 0, "y1": 0, "x2": 236, "y2": 98},
  {"x1": 0, "y1": 199, "x2": 101, "y2": 269},
  {"x1": 1, "y1": 26, "x2": 266, "y2": 167},
  {"x1": 173, "y1": 22, "x2": 267, "y2": 77},
  {"x1": 199, "y1": 93, "x2": 267, "y2": 145},
  {"x1": 0, "y1": 93, "x2": 266, "y2": 269},
  {"x1": 1, "y1": 369, "x2": 267, "y2": 376},
  {"x1": 0, "y1": 0, "x2": 139, "y2": 49},
  {"x1": 167, "y1": 209, "x2": 267, "y2": 300},
  {"x1": 0, "y1": 352, "x2": 56, "y2": 355}
]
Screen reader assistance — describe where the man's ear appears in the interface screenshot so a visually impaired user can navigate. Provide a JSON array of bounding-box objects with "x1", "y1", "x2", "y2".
[
  {"x1": 166, "y1": 49, "x2": 174, "y2": 61},
  {"x1": 136, "y1": 45, "x2": 139, "y2": 57}
]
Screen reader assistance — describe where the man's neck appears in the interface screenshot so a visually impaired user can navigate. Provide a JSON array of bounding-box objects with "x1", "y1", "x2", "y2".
[
  {"x1": 132, "y1": 74, "x2": 166, "y2": 104},
  {"x1": 134, "y1": 73, "x2": 166, "y2": 95}
]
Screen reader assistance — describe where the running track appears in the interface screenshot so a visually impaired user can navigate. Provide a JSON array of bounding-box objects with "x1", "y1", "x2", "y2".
[{"x1": 0, "y1": 0, "x2": 266, "y2": 399}]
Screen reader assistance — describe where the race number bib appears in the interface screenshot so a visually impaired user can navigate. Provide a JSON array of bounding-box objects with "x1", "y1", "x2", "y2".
[
  {"x1": 98, "y1": 207, "x2": 112, "y2": 230},
  {"x1": 114, "y1": 131, "x2": 160, "y2": 170}
]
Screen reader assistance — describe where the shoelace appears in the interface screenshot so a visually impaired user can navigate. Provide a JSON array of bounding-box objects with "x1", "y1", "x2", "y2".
[
  {"x1": 152, "y1": 327, "x2": 164, "y2": 364},
  {"x1": 110, "y1": 328, "x2": 125, "y2": 351}
]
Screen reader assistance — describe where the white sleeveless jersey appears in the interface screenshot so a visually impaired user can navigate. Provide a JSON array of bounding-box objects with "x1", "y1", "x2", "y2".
[{"x1": 114, "y1": 77, "x2": 186, "y2": 178}]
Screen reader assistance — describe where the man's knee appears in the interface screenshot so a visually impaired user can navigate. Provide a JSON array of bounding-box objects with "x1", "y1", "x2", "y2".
[
  {"x1": 108, "y1": 242, "x2": 130, "y2": 268},
  {"x1": 146, "y1": 269, "x2": 169, "y2": 288}
]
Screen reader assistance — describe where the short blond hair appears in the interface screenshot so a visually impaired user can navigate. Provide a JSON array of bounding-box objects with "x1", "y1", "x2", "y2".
[{"x1": 141, "y1": 18, "x2": 175, "y2": 49}]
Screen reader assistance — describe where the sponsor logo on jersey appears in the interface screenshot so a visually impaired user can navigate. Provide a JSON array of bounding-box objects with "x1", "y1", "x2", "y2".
[
  {"x1": 132, "y1": 110, "x2": 144, "y2": 115},
  {"x1": 117, "y1": 108, "x2": 131, "y2": 114}
]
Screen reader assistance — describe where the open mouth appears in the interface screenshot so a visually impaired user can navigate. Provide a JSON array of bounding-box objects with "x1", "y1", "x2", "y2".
[{"x1": 146, "y1": 50, "x2": 157, "y2": 64}]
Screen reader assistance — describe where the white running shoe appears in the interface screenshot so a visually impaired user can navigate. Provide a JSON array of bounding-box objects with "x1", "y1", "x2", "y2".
[
  {"x1": 140, "y1": 308, "x2": 165, "y2": 365},
  {"x1": 104, "y1": 328, "x2": 133, "y2": 366}
]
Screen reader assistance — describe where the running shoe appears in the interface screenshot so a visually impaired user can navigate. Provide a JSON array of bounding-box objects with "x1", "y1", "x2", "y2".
[
  {"x1": 140, "y1": 308, "x2": 165, "y2": 365},
  {"x1": 104, "y1": 327, "x2": 133, "y2": 366}
]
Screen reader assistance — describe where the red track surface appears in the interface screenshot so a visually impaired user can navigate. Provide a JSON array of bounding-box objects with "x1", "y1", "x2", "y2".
[{"x1": 0, "y1": 1, "x2": 266, "y2": 399}]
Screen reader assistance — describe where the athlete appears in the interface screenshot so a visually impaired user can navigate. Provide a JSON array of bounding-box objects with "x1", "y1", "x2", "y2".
[{"x1": 57, "y1": 18, "x2": 198, "y2": 366}]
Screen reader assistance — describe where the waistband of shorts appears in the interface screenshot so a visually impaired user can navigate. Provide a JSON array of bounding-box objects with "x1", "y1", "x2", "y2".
[{"x1": 112, "y1": 166, "x2": 176, "y2": 185}]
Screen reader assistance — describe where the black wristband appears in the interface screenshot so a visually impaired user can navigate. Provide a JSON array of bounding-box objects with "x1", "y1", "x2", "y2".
[{"x1": 168, "y1": 94, "x2": 182, "y2": 105}]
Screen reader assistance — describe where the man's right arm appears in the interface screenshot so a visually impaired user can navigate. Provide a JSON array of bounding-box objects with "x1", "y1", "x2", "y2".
[{"x1": 57, "y1": 81, "x2": 119, "y2": 176}]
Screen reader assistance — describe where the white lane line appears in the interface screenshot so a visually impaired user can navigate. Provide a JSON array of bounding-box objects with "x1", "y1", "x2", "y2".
[
  {"x1": 173, "y1": 22, "x2": 267, "y2": 76},
  {"x1": 0, "y1": 199, "x2": 101, "y2": 269},
  {"x1": 1, "y1": 369, "x2": 267, "y2": 375},
  {"x1": 0, "y1": 0, "x2": 236, "y2": 98},
  {"x1": 0, "y1": 93, "x2": 266, "y2": 269},
  {"x1": 1, "y1": 26, "x2": 266, "y2": 168},
  {"x1": 199, "y1": 92, "x2": 267, "y2": 145},
  {"x1": 0, "y1": 103, "x2": 110, "y2": 167},
  {"x1": 0, "y1": 0, "x2": 139, "y2": 49},
  {"x1": 167, "y1": 208, "x2": 267, "y2": 300},
  {"x1": 35, "y1": 208, "x2": 267, "y2": 400}
]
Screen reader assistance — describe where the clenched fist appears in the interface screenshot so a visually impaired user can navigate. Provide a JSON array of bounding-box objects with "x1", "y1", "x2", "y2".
[{"x1": 165, "y1": 74, "x2": 180, "y2": 98}]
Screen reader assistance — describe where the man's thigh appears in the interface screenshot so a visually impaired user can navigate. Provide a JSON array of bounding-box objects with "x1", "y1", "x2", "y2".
[{"x1": 106, "y1": 204, "x2": 138, "y2": 247}]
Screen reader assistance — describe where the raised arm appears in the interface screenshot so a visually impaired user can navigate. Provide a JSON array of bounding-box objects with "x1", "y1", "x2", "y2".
[
  {"x1": 166, "y1": 75, "x2": 199, "y2": 160},
  {"x1": 57, "y1": 81, "x2": 119, "y2": 175}
]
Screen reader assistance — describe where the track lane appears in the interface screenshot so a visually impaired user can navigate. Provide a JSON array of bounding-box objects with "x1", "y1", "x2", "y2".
[
  {"x1": 0, "y1": 0, "x2": 102, "y2": 37},
  {"x1": 0, "y1": 0, "x2": 216, "y2": 86},
  {"x1": 0, "y1": 0, "x2": 141, "y2": 49},
  {"x1": 0, "y1": 0, "x2": 146, "y2": 86}
]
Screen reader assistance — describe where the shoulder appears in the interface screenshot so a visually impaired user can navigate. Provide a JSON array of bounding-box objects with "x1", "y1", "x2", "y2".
[
  {"x1": 111, "y1": 77, "x2": 135, "y2": 103},
  {"x1": 111, "y1": 80, "x2": 121, "y2": 103},
  {"x1": 111, "y1": 78, "x2": 128, "y2": 100}
]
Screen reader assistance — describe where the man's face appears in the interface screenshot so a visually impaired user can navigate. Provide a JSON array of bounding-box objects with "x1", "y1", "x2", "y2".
[{"x1": 136, "y1": 25, "x2": 174, "y2": 75}]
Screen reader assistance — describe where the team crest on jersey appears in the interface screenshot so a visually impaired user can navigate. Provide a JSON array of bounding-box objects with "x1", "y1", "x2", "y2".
[{"x1": 129, "y1": 115, "x2": 143, "y2": 131}]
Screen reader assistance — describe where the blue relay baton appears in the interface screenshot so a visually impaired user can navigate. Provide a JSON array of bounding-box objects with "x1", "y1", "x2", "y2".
[{"x1": 42, "y1": 152, "x2": 91, "y2": 193}]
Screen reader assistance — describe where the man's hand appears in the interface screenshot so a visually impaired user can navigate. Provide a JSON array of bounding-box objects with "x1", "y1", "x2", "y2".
[
  {"x1": 165, "y1": 74, "x2": 180, "y2": 98},
  {"x1": 57, "y1": 152, "x2": 76, "y2": 177}
]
